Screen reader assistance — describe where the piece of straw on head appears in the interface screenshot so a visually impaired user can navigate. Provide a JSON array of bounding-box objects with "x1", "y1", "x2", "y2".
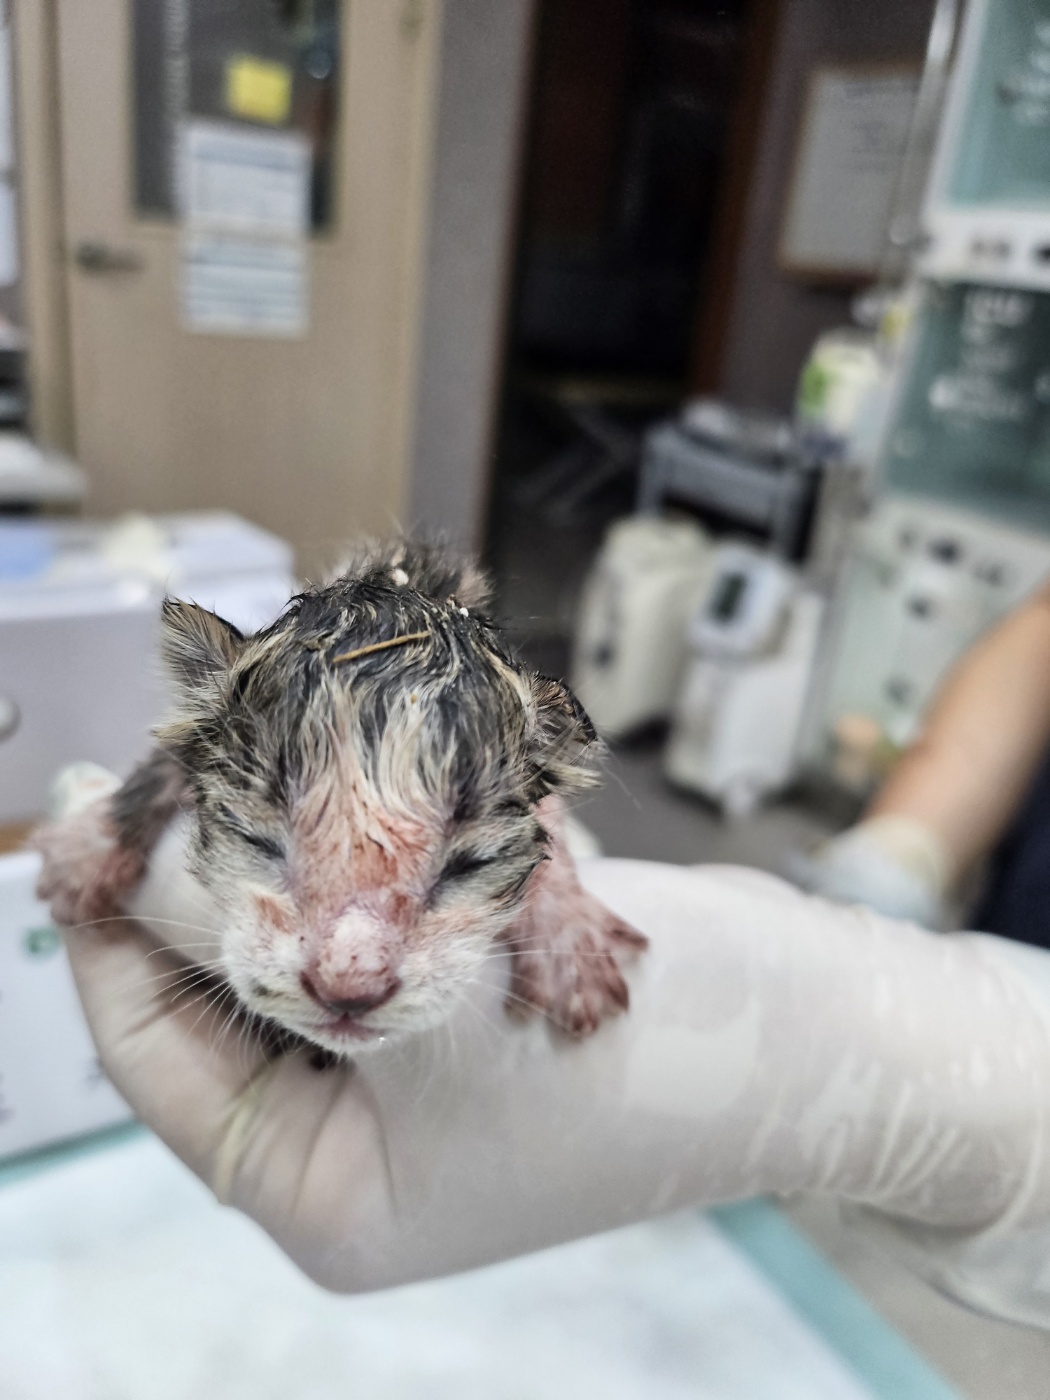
[{"x1": 330, "y1": 631, "x2": 430, "y2": 665}]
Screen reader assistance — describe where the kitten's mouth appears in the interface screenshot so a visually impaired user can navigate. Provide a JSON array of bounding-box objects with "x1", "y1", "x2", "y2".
[{"x1": 315, "y1": 1014, "x2": 383, "y2": 1042}]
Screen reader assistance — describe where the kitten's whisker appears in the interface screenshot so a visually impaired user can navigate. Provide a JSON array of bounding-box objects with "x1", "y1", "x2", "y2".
[
  {"x1": 66, "y1": 914, "x2": 224, "y2": 938},
  {"x1": 131, "y1": 966, "x2": 225, "y2": 994}
]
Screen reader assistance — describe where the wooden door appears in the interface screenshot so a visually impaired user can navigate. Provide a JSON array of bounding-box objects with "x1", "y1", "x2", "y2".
[{"x1": 40, "y1": 0, "x2": 440, "y2": 566}]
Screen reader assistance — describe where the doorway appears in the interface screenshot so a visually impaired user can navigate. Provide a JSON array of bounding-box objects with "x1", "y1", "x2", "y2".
[{"x1": 486, "y1": 0, "x2": 757, "y2": 673}]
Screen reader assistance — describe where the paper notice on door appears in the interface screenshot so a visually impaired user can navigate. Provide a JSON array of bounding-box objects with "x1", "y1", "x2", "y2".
[
  {"x1": 177, "y1": 119, "x2": 310, "y2": 336},
  {"x1": 178, "y1": 120, "x2": 310, "y2": 238},
  {"x1": 182, "y1": 234, "x2": 306, "y2": 337}
]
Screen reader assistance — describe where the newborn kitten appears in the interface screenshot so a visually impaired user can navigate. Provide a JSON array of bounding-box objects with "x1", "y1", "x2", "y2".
[{"x1": 34, "y1": 541, "x2": 646, "y2": 1055}]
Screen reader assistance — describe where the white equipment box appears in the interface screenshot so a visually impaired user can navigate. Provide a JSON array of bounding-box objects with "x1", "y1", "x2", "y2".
[
  {"x1": 0, "y1": 511, "x2": 294, "y2": 1162},
  {"x1": 0, "y1": 434, "x2": 85, "y2": 510},
  {"x1": 665, "y1": 543, "x2": 824, "y2": 816},
  {"x1": 0, "y1": 580, "x2": 162, "y2": 827},
  {"x1": 0, "y1": 511, "x2": 295, "y2": 824},
  {"x1": 571, "y1": 516, "x2": 713, "y2": 738},
  {"x1": 804, "y1": 496, "x2": 1050, "y2": 786},
  {"x1": 0, "y1": 852, "x2": 133, "y2": 1160}
]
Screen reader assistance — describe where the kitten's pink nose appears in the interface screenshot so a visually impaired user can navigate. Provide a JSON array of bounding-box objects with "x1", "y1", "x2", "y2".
[{"x1": 300, "y1": 970, "x2": 401, "y2": 1019}]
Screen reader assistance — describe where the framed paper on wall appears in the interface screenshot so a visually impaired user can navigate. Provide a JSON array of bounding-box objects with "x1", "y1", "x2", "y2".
[{"x1": 778, "y1": 64, "x2": 920, "y2": 283}]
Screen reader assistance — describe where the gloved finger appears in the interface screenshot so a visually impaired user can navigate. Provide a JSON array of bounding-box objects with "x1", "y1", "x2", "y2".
[
  {"x1": 61, "y1": 914, "x2": 272, "y2": 1182},
  {"x1": 793, "y1": 816, "x2": 950, "y2": 927},
  {"x1": 64, "y1": 812, "x2": 1050, "y2": 1303},
  {"x1": 64, "y1": 851, "x2": 399, "y2": 1264},
  {"x1": 225, "y1": 859, "x2": 1050, "y2": 1293},
  {"x1": 43, "y1": 760, "x2": 270, "y2": 1176}
]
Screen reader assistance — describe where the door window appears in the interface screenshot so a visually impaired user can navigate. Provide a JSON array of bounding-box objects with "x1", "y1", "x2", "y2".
[{"x1": 132, "y1": 0, "x2": 340, "y2": 230}]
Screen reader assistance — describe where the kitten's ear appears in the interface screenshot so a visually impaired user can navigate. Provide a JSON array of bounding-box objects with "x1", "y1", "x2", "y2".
[
  {"x1": 525, "y1": 673, "x2": 601, "y2": 801},
  {"x1": 444, "y1": 558, "x2": 491, "y2": 610},
  {"x1": 160, "y1": 598, "x2": 244, "y2": 698}
]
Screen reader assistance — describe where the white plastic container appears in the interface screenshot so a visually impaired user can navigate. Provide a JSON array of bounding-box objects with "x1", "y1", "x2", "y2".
[
  {"x1": 0, "y1": 434, "x2": 85, "y2": 509},
  {"x1": 0, "y1": 511, "x2": 296, "y2": 824},
  {"x1": 665, "y1": 544, "x2": 824, "y2": 816},
  {"x1": 571, "y1": 517, "x2": 713, "y2": 738},
  {"x1": 0, "y1": 580, "x2": 162, "y2": 825},
  {"x1": 0, "y1": 852, "x2": 133, "y2": 1161}
]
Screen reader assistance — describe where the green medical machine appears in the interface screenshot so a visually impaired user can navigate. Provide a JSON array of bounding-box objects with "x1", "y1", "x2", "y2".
[{"x1": 805, "y1": 0, "x2": 1050, "y2": 790}]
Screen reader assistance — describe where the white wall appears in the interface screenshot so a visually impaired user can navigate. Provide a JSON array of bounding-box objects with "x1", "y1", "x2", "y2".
[{"x1": 407, "y1": 0, "x2": 536, "y2": 549}]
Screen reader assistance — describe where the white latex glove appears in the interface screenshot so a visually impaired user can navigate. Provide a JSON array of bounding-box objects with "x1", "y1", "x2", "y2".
[
  {"x1": 791, "y1": 815, "x2": 951, "y2": 928},
  {"x1": 55, "y1": 808, "x2": 1050, "y2": 1318}
]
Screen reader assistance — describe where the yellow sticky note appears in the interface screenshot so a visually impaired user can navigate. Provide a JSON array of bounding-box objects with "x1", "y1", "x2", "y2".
[{"x1": 226, "y1": 55, "x2": 293, "y2": 125}]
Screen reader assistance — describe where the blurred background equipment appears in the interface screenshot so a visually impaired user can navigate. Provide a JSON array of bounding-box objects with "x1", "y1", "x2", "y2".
[
  {"x1": 0, "y1": 850, "x2": 134, "y2": 1160},
  {"x1": 571, "y1": 515, "x2": 712, "y2": 738},
  {"x1": 802, "y1": 498, "x2": 1050, "y2": 794},
  {"x1": 794, "y1": 325, "x2": 886, "y2": 463},
  {"x1": 0, "y1": 320, "x2": 29, "y2": 434},
  {"x1": 0, "y1": 511, "x2": 294, "y2": 826},
  {"x1": 802, "y1": 0, "x2": 1050, "y2": 801},
  {"x1": 917, "y1": 0, "x2": 1050, "y2": 291},
  {"x1": 571, "y1": 389, "x2": 835, "y2": 806},
  {"x1": 0, "y1": 434, "x2": 84, "y2": 515},
  {"x1": 882, "y1": 282, "x2": 1050, "y2": 530},
  {"x1": 664, "y1": 541, "x2": 823, "y2": 815},
  {"x1": 638, "y1": 398, "x2": 819, "y2": 559}
]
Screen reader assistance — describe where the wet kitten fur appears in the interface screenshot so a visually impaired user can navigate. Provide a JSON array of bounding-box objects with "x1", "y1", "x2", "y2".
[{"x1": 35, "y1": 540, "x2": 645, "y2": 1054}]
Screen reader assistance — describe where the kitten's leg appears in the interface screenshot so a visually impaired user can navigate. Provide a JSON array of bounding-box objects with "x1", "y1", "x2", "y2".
[
  {"x1": 504, "y1": 798, "x2": 647, "y2": 1037},
  {"x1": 34, "y1": 750, "x2": 187, "y2": 927}
]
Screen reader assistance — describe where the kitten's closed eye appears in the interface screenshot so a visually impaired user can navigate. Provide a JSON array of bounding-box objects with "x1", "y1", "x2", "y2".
[
  {"x1": 217, "y1": 806, "x2": 286, "y2": 861},
  {"x1": 432, "y1": 840, "x2": 545, "y2": 907},
  {"x1": 237, "y1": 829, "x2": 286, "y2": 861},
  {"x1": 438, "y1": 850, "x2": 498, "y2": 885},
  {"x1": 428, "y1": 848, "x2": 518, "y2": 908}
]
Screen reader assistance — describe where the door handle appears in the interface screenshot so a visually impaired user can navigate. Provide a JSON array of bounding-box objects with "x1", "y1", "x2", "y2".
[{"x1": 73, "y1": 240, "x2": 145, "y2": 274}]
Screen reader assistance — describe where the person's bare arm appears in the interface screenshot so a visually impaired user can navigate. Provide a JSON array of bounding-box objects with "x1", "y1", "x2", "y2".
[{"x1": 870, "y1": 586, "x2": 1050, "y2": 882}]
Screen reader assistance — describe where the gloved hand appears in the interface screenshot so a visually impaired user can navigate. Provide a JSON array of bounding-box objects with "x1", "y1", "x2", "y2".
[
  {"x1": 791, "y1": 814, "x2": 952, "y2": 928},
  {"x1": 54, "y1": 789, "x2": 1050, "y2": 1312}
]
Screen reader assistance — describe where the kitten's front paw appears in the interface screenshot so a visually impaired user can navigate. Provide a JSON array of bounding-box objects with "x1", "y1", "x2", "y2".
[
  {"x1": 33, "y1": 800, "x2": 144, "y2": 928},
  {"x1": 507, "y1": 893, "x2": 647, "y2": 1038}
]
